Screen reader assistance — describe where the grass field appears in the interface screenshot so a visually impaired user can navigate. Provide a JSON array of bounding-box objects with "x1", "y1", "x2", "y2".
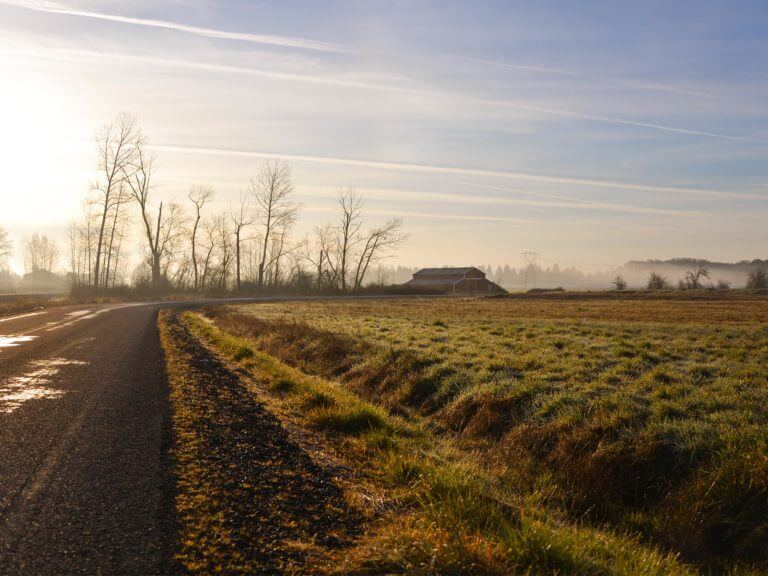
[{"x1": 191, "y1": 296, "x2": 768, "y2": 574}]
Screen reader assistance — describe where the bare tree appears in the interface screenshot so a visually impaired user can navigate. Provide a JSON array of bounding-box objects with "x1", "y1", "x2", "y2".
[
  {"x1": 611, "y1": 274, "x2": 627, "y2": 291},
  {"x1": 92, "y1": 113, "x2": 140, "y2": 289},
  {"x1": 212, "y1": 214, "x2": 232, "y2": 290},
  {"x1": 188, "y1": 184, "x2": 214, "y2": 291},
  {"x1": 230, "y1": 192, "x2": 256, "y2": 290},
  {"x1": 353, "y1": 218, "x2": 406, "y2": 289},
  {"x1": 23, "y1": 234, "x2": 60, "y2": 274},
  {"x1": 250, "y1": 160, "x2": 299, "y2": 289},
  {"x1": 306, "y1": 224, "x2": 336, "y2": 290},
  {"x1": 198, "y1": 218, "x2": 219, "y2": 291},
  {"x1": 0, "y1": 226, "x2": 12, "y2": 271},
  {"x1": 335, "y1": 187, "x2": 363, "y2": 292},
  {"x1": 682, "y1": 266, "x2": 710, "y2": 289},
  {"x1": 125, "y1": 142, "x2": 187, "y2": 290}
]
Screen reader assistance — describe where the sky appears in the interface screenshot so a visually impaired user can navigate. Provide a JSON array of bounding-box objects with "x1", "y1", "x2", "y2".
[{"x1": 1, "y1": 0, "x2": 766, "y2": 273}]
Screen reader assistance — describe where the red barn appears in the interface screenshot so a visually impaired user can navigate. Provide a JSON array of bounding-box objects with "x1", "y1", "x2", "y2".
[{"x1": 404, "y1": 267, "x2": 505, "y2": 294}]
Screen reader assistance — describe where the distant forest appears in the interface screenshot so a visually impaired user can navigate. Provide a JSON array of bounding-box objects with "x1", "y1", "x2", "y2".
[
  {"x1": 378, "y1": 258, "x2": 768, "y2": 291},
  {"x1": 2, "y1": 258, "x2": 767, "y2": 294}
]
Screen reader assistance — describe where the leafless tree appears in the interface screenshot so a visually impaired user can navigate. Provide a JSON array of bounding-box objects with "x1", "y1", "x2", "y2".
[
  {"x1": 352, "y1": 217, "x2": 406, "y2": 289},
  {"x1": 250, "y1": 160, "x2": 299, "y2": 289},
  {"x1": 125, "y1": 142, "x2": 187, "y2": 289},
  {"x1": 230, "y1": 191, "x2": 256, "y2": 290},
  {"x1": 335, "y1": 187, "x2": 363, "y2": 292},
  {"x1": 682, "y1": 266, "x2": 710, "y2": 289},
  {"x1": 198, "y1": 218, "x2": 219, "y2": 291},
  {"x1": 212, "y1": 214, "x2": 232, "y2": 290},
  {"x1": 611, "y1": 274, "x2": 627, "y2": 291},
  {"x1": 91, "y1": 113, "x2": 140, "y2": 289},
  {"x1": 0, "y1": 226, "x2": 12, "y2": 271},
  {"x1": 188, "y1": 184, "x2": 214, "y2": 291},
  {"x1": 23, "y1": 234, "x2": 60, "y2": 274},
  {"x1": 306, "y1": 224, "x2": 337, "y2": 290}
]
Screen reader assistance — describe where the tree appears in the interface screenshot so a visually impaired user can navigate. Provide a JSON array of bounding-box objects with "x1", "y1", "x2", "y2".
[
  {"x1": 682, "y1": 266, "x2": 709, "y2": 289},
  {"x1": 647, "y1": 272, "x2": 670, "y2": 290},
  {"x1": 0, "y1": 226, "x2": 12, "y2": 271},
  {"x1": 188, "y1": 185, "x2": 214, "y2": 291},
  {"x1": 335, "y1": 187, "x2": 363, "y2": 292},
  {"x1": 22, "y1": 234, "x2": 59, "y2": 273},
  {"x1": 125, "y1": 141, "x2": 187, "y2": 289},
  {"x1": 612, "y1": 275, "x2": 627, "y2": 291},
  {"x1": 251, "y1": 160, "x2": 299, "y2": 289},
  {"x1": 746, "y1": 268, "x2": 768, "y2": 289},
  {"x1": 230, "y1": 192, "x2": 256, "y2": 290},
  {"x1": 352, "y1": 217, "x2": 406, "y2": 289},
  {"x1": 91, "y1": 113, "x2": 140, "y2": 289}
]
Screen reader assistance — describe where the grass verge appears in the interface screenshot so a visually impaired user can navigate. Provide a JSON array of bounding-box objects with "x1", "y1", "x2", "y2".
[{"x1": 181, "y1": 309, "x2": 700, "y2": 575}]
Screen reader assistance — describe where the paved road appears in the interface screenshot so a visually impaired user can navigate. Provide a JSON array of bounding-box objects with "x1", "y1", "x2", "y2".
[
  {"x1": 0, "y1": 295, "x2": 432, "y2": 574},
  {"x1": 0, "y1": 303, "x2": 176, "y2": 575}
]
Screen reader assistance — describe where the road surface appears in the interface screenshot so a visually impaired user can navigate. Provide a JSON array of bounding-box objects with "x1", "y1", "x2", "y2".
[{"x1": 0, "y1": 302, "x2": 176, "y2": 575}]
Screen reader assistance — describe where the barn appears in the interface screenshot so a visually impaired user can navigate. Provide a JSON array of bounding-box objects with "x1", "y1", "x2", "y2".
[{"x1": 403, "y1": 267, "x2": 505, "y2": 294}]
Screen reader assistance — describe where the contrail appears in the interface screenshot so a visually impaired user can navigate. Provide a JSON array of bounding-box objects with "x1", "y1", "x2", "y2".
[
  {"x1": 3, "y1": 1, "x2": 763, "y2": 145},
  {"x1": 0, "y1": 0, "x2": 345, "y2": 53},
  {"x1": 148, "y1": 144, "x2": 766, "y2": 201},
  {"x1": 2, "y1": 0, "x2": 713, "y2": 99},
  {"x1": 300, "y1": 184, "x2": 706, "y2": 217},
  {"x1": 455, "y1": 55, "x2": 714, "y2": 99},
  {"x1": 14, "y1": 44, "x2": 763, "y2": 148},
  {"x1": 303, "y1": 205, "x2": 535, "y2": 225}
]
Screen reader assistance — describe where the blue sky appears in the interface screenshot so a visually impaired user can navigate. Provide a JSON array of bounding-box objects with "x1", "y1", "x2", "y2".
[{"x1": 0, "y1": 0, "x2": 766, "y2": 270}]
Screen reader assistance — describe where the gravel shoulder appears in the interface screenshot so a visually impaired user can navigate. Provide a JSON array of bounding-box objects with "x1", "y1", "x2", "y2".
[{"x1": 158, "y1": 310, "x2": 361, "y2": 575}]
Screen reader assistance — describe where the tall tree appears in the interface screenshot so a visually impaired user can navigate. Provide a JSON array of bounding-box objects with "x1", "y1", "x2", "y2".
[
  {"x1": 229, "y1": 191, "x2": 255, "y2": 290},
  {"x1": 188, "y1": 184, "x2": 214, "y2": 291},
  {"x1": 251, "y1": 160, "x2": 299, "y2": 289},
  {"x1": 92, "y1": 113, "x2": 140, "y2": 289},
  {"x1": 125, "y1": 142, "x2": 187, "y2": 289},
  {"x1": 335, "y1": 187, "x2": 363, "y2": 292},
  {"x1": 0, "y1": 226, "x2": 12, "y2": 271},
  {"x1": 352, "y1": 217, "x2": 406, "y2": 289},
  {"x1": 22, "y1": 234, "x2": 60, "y2": 273}
]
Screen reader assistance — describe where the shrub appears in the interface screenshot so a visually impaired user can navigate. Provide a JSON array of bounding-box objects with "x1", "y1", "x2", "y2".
[
  {"x1": 612, "y1": 275, "x2": 628, "y2": 290},
  {"x1": 647, "y1": 272, "x2": 671, "y2": 290},
  {"x1": 746, "y1": 268, "x2": 768, "y2": 289}
]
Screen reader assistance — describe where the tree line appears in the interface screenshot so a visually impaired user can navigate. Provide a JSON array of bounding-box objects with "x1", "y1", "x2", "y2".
[{"x1": 62, "y1": 113, "x2": 406, "y2": 294}]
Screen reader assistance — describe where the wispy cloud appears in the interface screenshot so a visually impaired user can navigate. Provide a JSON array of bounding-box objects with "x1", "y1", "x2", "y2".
[
  {"x1": 4, "y1": 2, "x2": 765, "y2": 146},
  {"x1": 457, "y1": 55, "x2": 715, "y2": 98},
  {"x1": 149, "y1": 144, "x2": 766, "y2": 201},
  {"x1": 299, "y1": 185, "x2": 706, "y2": 217},
  {"x1": 304, "y1": 205, "x2": 534, "y2": 225},
  {"x1": 0, "y1": 0, "x2": 345, "y2": 52}
]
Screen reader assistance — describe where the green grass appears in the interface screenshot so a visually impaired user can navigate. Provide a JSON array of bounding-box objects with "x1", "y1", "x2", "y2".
[
  {"x1": 182, "y1": 308, "x2": 710, "y2": 575},
  {"x1": 201, "y1": 297, "x2": 768, "y2": 573}
]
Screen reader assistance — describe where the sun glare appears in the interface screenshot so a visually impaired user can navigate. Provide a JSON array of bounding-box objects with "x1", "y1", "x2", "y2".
[{"x1": 0, "y1": 52, "x2": 90, "y2": 231}]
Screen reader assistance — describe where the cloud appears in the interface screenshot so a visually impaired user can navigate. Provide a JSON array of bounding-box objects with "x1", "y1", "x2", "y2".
[
  {"x1": 303, "y1": 205, "x2": 533, "y2": 225},
  {"x1": 456, "y1": 55, "x2": 715, "y2": 99},
  {"x1": 0, "y1": 0, "x2": 345, "y2": 52},
  {"x1": 3, "y1": 2, "x2": 765, "y2": 145},
  {"x1": 299, "y1": 184, "x2": 706, "y2": 217},
  {"x1": 149, "y1": 144, "x2": 766, "y2": 201}
]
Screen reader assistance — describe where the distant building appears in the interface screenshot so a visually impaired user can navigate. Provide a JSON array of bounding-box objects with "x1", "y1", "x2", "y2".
[{"x1": 403, "y1": 267, "x2": 506, "y2": 294}]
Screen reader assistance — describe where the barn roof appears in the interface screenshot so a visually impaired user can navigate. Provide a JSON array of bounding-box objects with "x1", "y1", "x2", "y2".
[
  {"x1": 413, "y1": 267, "x2": 482, "y2": 276},
  {"x1": 405, "y1": 277, "x2": 462, "y2": 286}
]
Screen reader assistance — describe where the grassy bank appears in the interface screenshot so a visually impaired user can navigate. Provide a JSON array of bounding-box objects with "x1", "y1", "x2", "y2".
[
  {"x1": 201, "y1": 298, "x2": 768, "y2": 573},
  {"x1": 175, "y1": 306, "x2": 708, "y2": 575}
]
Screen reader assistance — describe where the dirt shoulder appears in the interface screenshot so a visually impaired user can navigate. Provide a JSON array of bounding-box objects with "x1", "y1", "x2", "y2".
[{"x1": 158, "y1": 310, "x2": 361, "y2": 575}]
